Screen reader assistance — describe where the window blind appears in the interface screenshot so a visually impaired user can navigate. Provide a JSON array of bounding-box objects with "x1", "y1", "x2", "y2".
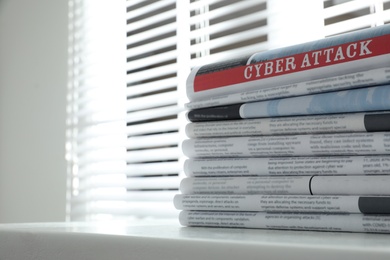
[
  {"x1": 124, "y1": 0, "x2": 269, "y2": 219},
  {"x1": 188, "y1": 0, "x2": 268, "y2": 67},
  {"x1": 124, "y1": 0, "x2": 182, "y2": 219},
  {"x1": 67, "y1": 0, "x2": 389, "y2": 221},
  {"x1": 67, "y1": 0, "x2": 271, "y2": 221},
  {"x1": 323, "y1": 0, "x2": 390, "y2": 36},
  {"x1": 67, "y1": 0, "x2": 128, "y2": 221}
]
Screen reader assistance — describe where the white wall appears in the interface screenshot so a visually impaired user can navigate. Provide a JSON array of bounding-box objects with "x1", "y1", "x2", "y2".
[{"x1": 0, "y1": 0, "x2": 68, "y2": 222}]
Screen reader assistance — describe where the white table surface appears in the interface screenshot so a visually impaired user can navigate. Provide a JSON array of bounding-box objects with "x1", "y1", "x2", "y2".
[{"x1": 1, "y1": 219, "x2": 390, "y2": 260}]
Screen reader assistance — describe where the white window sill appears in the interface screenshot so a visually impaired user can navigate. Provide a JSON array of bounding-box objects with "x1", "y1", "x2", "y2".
[{"x1": 1, "y1": 219, "x2": 390, "y2": 260}]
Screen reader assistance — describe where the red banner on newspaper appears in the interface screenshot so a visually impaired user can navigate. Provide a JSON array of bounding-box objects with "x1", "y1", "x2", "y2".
[{"x1": 193, "y1": 34, "x2": 390, "y2": 93}]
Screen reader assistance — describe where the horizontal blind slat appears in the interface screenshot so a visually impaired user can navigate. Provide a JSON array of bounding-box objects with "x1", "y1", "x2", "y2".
[
  {"x1": 76, "y1": 110, "x2": 125, "y2": 125},
  {"x1": 126, "y1": 147, "x2": 181, "y2": 163},
  {"x1": 126, "y1": 63, "x2": 177, "y2": 84},
  {"x1": 126, "y1": 0, "x2": 145, "y2": 8},
  {"x1": 126, "y1": 50, "x2": 177, "y2": 72},
  {"x1": 78, "y1": 175, "x2": 180, "y2": 189},
  {"x1": 188, "y1": 0, "x2": 223, "y2": 12},
  {"x1": 71, "y1": 190, "x2": 177, "y2": 202},
  {"x1": 77, "y1": 135, "x2": 127, "y2": 154},
  {"x1": 126, "y1": 105, "x2": 182, "y2": 123},
  {"x1": 190, "y1": 11, "x2": 268, "y2": 40},
  {"x1": 126, "y1": 91, "x2": 178, "y2": 112},
  {"x1": 127, "y1": 132, "x2": 180, "y2": 150},
  {"x1": 77, "y1": 121, "x2": 126, "y2": 139},
  {"x1": 126, "y1": 36, "x2": 177, "y2": 58},
  {"x1": 189, "y1": 0, "x2": 266, "y2": 25},
  {"x1": 190, "y1": 42, "x2": 269, "y2": 67},
  {"x1": 77, "y1": 161, "x2": 126, "y2": 177},
  {"x1": 126, "y1": 161, "x2": 181, "y2": 176},
  {"x1": 126, "y1": 119, "x2": 180, "y2": 136},
  {"x1": 323, "y1": 0, "x2": 372, "y2": 19},
  {"x1": 126, "y1": 0, "x2": 175, "y2": 21},
  {"x1": 127, "y1": 9, "x2": 176, "y2": 33},
  {"x1": 75, "y1": 161, "x2": 180, "y2": 177},
  {"x1": 324, "y1": 10, "x2": 390, "y2": 36},
  {"x1": 126, "y1": 77, "x2": 177, "y2": 97},
  {"x1": 190, "y1": 27, "x2": 268, "y2": 54},
  {"x1": 125, "y1": 176, "x2": 181, "y2": 190},
  {"x1": 77, "y1": 149, "x2": 126, "y2": 164},
  {"x1": 126, "y1": 23, "x2": 177, "y2": 46}
]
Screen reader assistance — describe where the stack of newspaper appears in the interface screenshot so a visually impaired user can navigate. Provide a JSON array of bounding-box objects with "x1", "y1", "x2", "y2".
[{"x1": 175, "y1": 24, "x2": 390, "y2": 233}]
